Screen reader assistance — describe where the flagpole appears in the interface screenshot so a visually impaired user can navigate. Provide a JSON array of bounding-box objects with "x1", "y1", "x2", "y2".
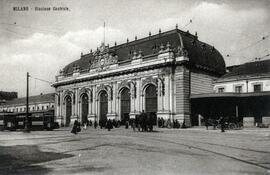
[{"x1": 103, "y1": 22, "x2": 105, "y2": 44}]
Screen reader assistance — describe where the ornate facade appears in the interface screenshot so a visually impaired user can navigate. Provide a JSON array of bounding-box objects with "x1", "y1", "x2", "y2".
[{"x1": 52, "y1": 27, "x2": 225, "y2": 127}]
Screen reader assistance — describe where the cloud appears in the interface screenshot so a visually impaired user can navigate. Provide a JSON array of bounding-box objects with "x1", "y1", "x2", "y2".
[
  {"x1": 0, "y1": 26, "x2": 125, "y2": 97},
  {"x1": 0, "y1": 0, "x2": 269, "y2": 97},
  {"x1": 172, "y1": 2, "x2": 270, "y2": 65}
]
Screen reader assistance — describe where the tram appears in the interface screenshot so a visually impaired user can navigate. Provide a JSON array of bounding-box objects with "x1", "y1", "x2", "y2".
[{"x1": 0, "y1": 109, "x2": 59, "y2": 131}]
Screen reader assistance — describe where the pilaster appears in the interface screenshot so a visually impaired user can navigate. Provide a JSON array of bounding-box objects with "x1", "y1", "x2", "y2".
[{"x1": 174, "y1": 65, "x2": 191, "y2": 127}]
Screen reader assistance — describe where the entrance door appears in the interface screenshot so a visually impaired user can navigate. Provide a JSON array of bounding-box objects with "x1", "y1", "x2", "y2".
[
  {"x1": 145, "y1": 84, "x2": 157, "y2": 125},
  {"x1": 81, "y1": 93, "x2": 89, "y2": 124},
  {"x1": 121, "y1": 88, "x2": 130, "y2": 122},
  {"x1": 99, "y1": 91, "x2": 108, "y2": 121},
  {"x1": 65, "y1": 96, "x2": 72, "y2": 126}
]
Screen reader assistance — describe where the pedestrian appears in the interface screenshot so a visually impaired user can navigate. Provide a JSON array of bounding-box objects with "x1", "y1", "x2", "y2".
[
  {"x1": 71, "y1": 120, "x2": 78, "y2": 134},
  {"x1": 219, "y1": 116, "x2": 225, "y2": 132},
  {"x1": 131, "y1": 119, "x2": 136, "y2": 132},
  {"x1": 138, "y1": 115, "x2": 142, "y2": 132},
  {"x1": 106, "y1": 119, "x2": 112, "y2": 131},
  {"x1": 125, "y1": 120, "x2": 129, "y2": 129},
  {"x1": 94, "y1": 120, "x2": 98, "y2": 129},
  {"x1": 83, "y1": 122, "x2": 87, "y2": 130},
  {"x1": 141, "y1": 110, "x2": 147, "y2": 132},
  {"x1": 89, "y1": 120, "x2": 92, "y2": 127},
  {"x1": 149, "y1": 113, "x2": 154, "y2": 132},
  {"x1": 205, "y1": 117, "x2": 209, "y2": 130},
  {"x1": 77, "y1": 121, "x2": 81, "y2": 133},
  {"x1": 161, "y1": 118, "x2": 165, "y2": 128},
  {"x1": 166, "y1": 119, "x2": 171, "y2": 128},
  {"x1": 99, "y1": 120, "x2": 103, "y2": 129},
  {"x1": 112, "y1": 119, "x2": 117, "y2": 128}
]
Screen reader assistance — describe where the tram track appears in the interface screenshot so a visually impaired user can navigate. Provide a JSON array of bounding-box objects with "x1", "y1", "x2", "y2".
[
  {"x1": 36, "y1": 131, "x2": 270, "y2": 170},
  {"x1": 1, "y1": 129, "x2": 269, "y2": 171},
  {"x1": 128, "y1": 134, "x2": 270, "y2": 170}
]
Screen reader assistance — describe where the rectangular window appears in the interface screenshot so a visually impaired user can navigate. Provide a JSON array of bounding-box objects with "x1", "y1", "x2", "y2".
[
  {"x1": 218, "y1": 88, "x2": 224, "y2": 93},
  {"x1": 235, "y1": 86, "x2": 242, "y2": 93},
  {"x1": 254, "y1": 84, "x2": 262, "y2": 92},
  {"x1": 42, "y1": 106, "x2": 44, "y2": 110}
]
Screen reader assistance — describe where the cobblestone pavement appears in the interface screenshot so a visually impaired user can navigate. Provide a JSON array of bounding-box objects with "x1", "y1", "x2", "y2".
[{"x1": 0, "y1": 127, "x2": 270, "y2": 175}]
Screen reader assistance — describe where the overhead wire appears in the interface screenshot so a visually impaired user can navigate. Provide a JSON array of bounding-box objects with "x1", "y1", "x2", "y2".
[
  {"x1": 227, "y1": 34, "x2": 269, "y2": 57},
  {"x1": 0, "y1": 22, "x2": 60, "y2": 34},
  {"x1": 182, "y1": 18, "x2": 193, "y2": 29},
  {"x1": 29, "y1": 75, "x2": 53, "y2": 84},
  {"x1": 0, "y1": 28, "x2": 25, "y2": 38}
]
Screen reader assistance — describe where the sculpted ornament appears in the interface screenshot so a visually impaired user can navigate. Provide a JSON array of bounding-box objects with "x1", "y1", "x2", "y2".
[
  {"x1": 90, "y1": 44, "x2": 118, "y2": 71},
  {"x1": 158, "y1": 77, "x2": 165, "y2": 96},
  {"x1": 97, "y1": 84, "x2": 113, "y2": 101},
  {"x1": 118, "y1": 80, "x2": 130, "y2": 91},
  {"x1": 130, "y1": 81, "x2": 137, "y2": 99},
  {"x1": 142, "y1": 77, "x2": 157, "y2": 89},
  {"x1": 175, "y1": 46, "x2": 188, "y2": 57}
]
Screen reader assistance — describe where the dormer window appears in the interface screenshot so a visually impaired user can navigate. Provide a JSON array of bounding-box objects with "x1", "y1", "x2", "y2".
[
  {"x1": 218, "y1": 87, "x2": 225, "y2": 93},
  {"x1": 235, "y1": 86, "x2": 242, "y2": 93},
  {"x1": 254, "y1": 84, "x2": 262, "y2": 92}
]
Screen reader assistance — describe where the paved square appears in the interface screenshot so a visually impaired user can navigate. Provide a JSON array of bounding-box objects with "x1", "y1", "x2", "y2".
[{"x1": 0, "y1": 127, "x2": 270, "y2": 175}]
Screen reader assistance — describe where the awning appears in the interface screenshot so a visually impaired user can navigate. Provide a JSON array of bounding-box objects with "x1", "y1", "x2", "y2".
[{"x1": 190, "y1": 91, "x2": 270, "y2": 99}]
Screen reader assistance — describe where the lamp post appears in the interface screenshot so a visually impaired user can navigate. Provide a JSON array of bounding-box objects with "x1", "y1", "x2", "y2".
[{"x1": 25, "y1": 72, "x2": 30, "y2": 132}]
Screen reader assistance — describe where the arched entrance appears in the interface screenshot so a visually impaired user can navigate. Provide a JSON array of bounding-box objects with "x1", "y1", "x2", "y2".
[
  {"x1": 145, "y1": 84, "x2": 157, "y2": 125},
  {"x1": 120, "y1": 88, "x2": 130, "y2": 123},
  {"x1": 65, "y1": 95, "x2": 72, "y2": 126},
  {"x1": 99, "y1": 91, "x2": 108, "y2": 122},
  {"x1": 81, "y1": 93, "x2": 89, "y2": 124}
]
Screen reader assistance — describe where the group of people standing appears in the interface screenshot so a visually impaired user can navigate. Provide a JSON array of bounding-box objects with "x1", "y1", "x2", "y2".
[
  {"x1": 71, "y1": 110, "x2": 158, "y2": 134},
  {"x1": 157, "y1": 118, "x2": 181, "y2": 128},
  {"x1": 132, "y1": 110, "x2": 155, "y2": 132}
]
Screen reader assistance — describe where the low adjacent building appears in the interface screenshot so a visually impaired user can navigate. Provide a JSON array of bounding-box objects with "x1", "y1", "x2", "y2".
[
  {"x1": 0, "y1": 93, "x2": 55, "y2": 113},
  {"x1": 191, "y1": 59, "x2": 270, "y2": 127}
]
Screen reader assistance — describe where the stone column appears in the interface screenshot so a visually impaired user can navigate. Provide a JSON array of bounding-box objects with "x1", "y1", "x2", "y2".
[
  {"x1": 129, "y1": 80, "x2": 140, "y2": 119},
  {"x1": 157, "y1": 79, "x2": 162, "y2": 111},
  {"x1": 87, "y1": 88, "x2": 95, "y2": 122},
  {"x1": 136, "y1": 79, "x2": 141, "y2": 112},
  {"x1": 71, "y1": 88, "x2": 79, "y2": 124},
  {"x1": 157, "y1": 75, "x2": 172, "y2": 120},
  {"x1": 115, "y1": 82, "x2": 120, "y2": 121},
  {"x1": 57, "y1": 91, "x2": 63, "y2": 125},
  {"x1": 107, "y1": 84, "x2": 117, "y2": 120},
  {"x1": 111, "y1": 82, "x2": 117, "y2": 114}
]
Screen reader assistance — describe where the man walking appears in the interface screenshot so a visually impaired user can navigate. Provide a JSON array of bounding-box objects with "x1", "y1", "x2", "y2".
[{"x1": 219, "y1": 116, "x2": 225, "y2": 132}]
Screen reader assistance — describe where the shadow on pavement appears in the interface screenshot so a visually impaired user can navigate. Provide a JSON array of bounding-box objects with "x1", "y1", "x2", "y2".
[{"x1": 0, "y1": 145, "x2": 73, "y2": 175}]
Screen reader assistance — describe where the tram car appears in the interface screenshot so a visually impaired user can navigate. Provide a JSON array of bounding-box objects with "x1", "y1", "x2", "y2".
[{"x1": 0, "y1": 109, "x2": 58, "y2": 131}]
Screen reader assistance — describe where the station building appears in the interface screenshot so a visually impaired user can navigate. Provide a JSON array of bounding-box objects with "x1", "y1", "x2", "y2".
[{"x1": 52, "y1": 27, "x2": 226, "y2": 127}]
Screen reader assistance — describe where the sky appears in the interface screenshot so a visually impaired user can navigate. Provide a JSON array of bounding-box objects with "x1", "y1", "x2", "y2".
[{"x1": 0, "y1": 0, "x2": 269, "y2": 97}]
